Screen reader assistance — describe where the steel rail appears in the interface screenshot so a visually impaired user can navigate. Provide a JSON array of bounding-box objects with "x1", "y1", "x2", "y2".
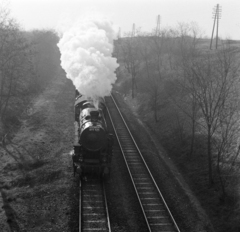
[
  {"x1": 79, "y1": 179, "x2": 82, "y2": 232},
  {"x1": 106, "y1": 94, "x2": 181, "y2": 232},
  {"x1": 79, "y1": 176, "x2": 111, "y2": 232},
  {"x1": 103, "y1": 180, "x2": 111, "y2": 232}
]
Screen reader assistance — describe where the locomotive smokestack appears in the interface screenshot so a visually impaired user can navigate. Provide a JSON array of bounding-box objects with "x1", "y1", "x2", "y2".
[
  {"x1": 57, "y1": 15, "x2": 119, "y2": 102},
  {"x1": 90, "y1": 110, "x2": 100, "y2": 121}
]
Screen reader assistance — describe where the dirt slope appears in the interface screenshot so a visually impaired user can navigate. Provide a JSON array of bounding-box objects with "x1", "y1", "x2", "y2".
[{"x1": 0, "y1": 69, "x2": 77, "y2": 232}]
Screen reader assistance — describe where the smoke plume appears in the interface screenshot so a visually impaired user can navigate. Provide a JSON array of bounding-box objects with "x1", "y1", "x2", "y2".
[{"x1": 57, "y1": 16, "x2": 119, "y2": 100}]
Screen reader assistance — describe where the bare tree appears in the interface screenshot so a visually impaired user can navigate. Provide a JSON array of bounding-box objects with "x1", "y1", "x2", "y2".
[
  {"x1": 211, "y1": 46, "x2": 240, "y2": 197},
  {"x1": 168, "y1": 23, "x2": 202, "y2": 157},
  {"x1": 29, "y1": 30, "x2": 60, "y2": 91},
  {"x1": 119, "y1": 34, "x2": 140, "y2": 98},
  {"x1": 0, "y1": 6, "x2": 33, "y2": 119},
  {"x1": 136, "y1": 30, "x2": 173, "y2": 122},
  {"x1": 135, "y1": 33, "x2": 161, "y2": 121},
  {"x1": 181, "y1": 45, "x2": 240, "y2": 186}
]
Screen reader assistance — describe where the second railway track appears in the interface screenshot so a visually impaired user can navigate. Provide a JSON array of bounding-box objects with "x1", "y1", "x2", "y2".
[{"x1": 106, "y1": 94, "x2": 181, "y2": 232}]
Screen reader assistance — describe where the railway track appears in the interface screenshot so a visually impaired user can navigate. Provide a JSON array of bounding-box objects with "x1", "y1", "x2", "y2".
[
  {"x1": 106, "y1": 95, "x2": 181, "y2": 232},
  {"x1": 79, "y1": 176, "x2": 111, "y2": 232}
]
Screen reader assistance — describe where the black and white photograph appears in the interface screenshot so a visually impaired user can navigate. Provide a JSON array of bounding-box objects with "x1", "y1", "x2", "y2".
[{"x1": 0, "y1": 0, "x2": 240, "y2": 231}]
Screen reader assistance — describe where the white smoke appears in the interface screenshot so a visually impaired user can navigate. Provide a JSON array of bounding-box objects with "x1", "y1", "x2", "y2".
[{"x1": 57, "y1": 16, "x2": 119, "y2": 100}]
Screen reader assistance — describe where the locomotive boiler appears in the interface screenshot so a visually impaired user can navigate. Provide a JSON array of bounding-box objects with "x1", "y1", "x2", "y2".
[{"x1": 72, "y1": 92, "x2": 114, "y2": 177}]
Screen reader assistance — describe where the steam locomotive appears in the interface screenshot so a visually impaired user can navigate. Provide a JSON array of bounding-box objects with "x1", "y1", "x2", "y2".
[{"x1": 72, "y1": 91, "x2": 114, "y2": 177}]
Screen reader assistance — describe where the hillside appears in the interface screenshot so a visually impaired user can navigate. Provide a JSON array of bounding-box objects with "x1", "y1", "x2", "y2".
[
  {"x1": 0, "y1": 70, "x2": 77, "y2": 231},
  {"x1": 114, "y1": 35, "x2": 240, "y2": 232}
]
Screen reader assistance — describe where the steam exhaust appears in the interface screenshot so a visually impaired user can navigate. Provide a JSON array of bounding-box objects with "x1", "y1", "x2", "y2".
[{"x1": 57, "y1": 16, "x2": 119, "y2": 104}]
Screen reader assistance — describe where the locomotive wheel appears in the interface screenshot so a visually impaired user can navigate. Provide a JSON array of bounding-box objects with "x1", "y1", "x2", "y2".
[
  {"x1": 73, "y1": 162, "x2": 82, "y2": 177},
  {"x1": 102, "y1": 167, "x2": 110, "y2": 179},
  {"x1": 73, "y1": 162, "x2": 77, "y2": 177}
]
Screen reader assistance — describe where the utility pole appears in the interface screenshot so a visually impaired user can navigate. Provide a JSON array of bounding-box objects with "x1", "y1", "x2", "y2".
[
  {"x1": 117, "y1": 27, "x2": 121, "y2": 39},
  {"x1": 155, "y1": 15, "x2": 160, "y2": 36},
  {"x1": 130, "y1": 23, "x2": 136, "y2": 99},
  {"x1": 210, "y1": 4, "x2": 221, "y2": 49},
  {"x1": 131, "y1": 23, "x2": 135, "y2": 38}
]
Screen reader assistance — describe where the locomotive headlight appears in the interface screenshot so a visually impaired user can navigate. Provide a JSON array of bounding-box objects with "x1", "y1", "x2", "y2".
[
  {"x1": 102, "y1": 155, "x2": 107, "y2": 163},
  {"x1": 79, "y1": 154, "x2": 83, "y2": 162},
  {"x1": 80, "y1": 124, "x2": 107, "y2": 151},
  {"x1": 87, "y1": 133, "x2": 97, "y2": 141}
]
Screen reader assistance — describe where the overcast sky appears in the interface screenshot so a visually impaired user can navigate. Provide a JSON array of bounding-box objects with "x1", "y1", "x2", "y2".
[{"x1": 7, "y1": 0, "x2": 240, "y2": 39}]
